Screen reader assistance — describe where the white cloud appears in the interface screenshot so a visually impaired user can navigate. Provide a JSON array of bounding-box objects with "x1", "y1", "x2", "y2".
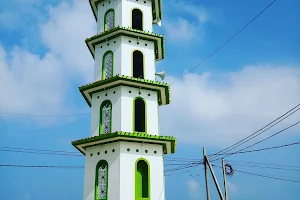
[
  {"x1": 160, "y1": 65, "x2": 300, "y2": 147},
  {"x1": 0, "y1": 45, "x2": 66, "y2": 115},
  {"x1": 227, "y1": 181, "x2": 238, "y2": 194},
  {"x1": 162, "y1": 0, "x2": 209, "y2": 43},
  {"x1": 186, "y1": 179, "x2": 201, "y2": 199},
  {"x1": 164, "y1": 18, "x2": 200, "y2": 43},
  {"x1": 0, "y1": 0, "x2": 95, "y2": 118},
  {"x1": 40, "y1": 0, "x2": 95, "y2": 80}
]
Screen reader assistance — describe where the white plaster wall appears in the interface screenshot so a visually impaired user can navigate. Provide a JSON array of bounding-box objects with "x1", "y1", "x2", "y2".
[
  {"x1": 120, "y1": 35, "x2": 156, "y2": 80},
  {"x1": 119, "y1": 141, "x2": 165, "y2": 200},
  {"x1": 121, "y1": 0, "x2": 153, "y2": 32},
  {"x1": 90, "y1": 87, "x2": 122, "y2": 136},
  {"x1": 120, "y1": 86, "x2": 159, "y2": 134},
  {"x1": 94, "y1": 35, "x2": 156, "y2": 82},
  {"x1": 97, "y1": 0, "x2": 153, "y2": 33},
  {"x1": 84, "y1": 142, "x2": 121, "y2": 200},
  {"x1": 91, "y1": 85, "x2": 159, "y2": 136},
  {"x1": 97, "y1": 0, "x2": 122, "y2": 33},
  {"x1": 94, "y1": 37, "x2": 122, "y2": 81}
]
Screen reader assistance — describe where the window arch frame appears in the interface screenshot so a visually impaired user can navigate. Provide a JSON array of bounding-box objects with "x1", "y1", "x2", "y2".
[
  {"x1": 135, "y1": 158, "x2": 150, "y2": 200},
  {"x1": 132, "y1": 50, "x2": 144, "y2": 79},
  {"x1": 132, "y1": 97, "x2": 147, "y2": 133},
  {"x1": 102, "y1": 50, "x2": 114, "y2": 80},
  {"x1": 95, "y1": 160, "x2": 109, "y2": 200},
  {"x1": 99, "y1": 100, "x2": 112, "y2": 135},
  {"x1": 131, "y1": 8, "x2": 143, "y2": 31},
  {"x1": 104, "y1": 9, "x2": 115, "y2": 31}
]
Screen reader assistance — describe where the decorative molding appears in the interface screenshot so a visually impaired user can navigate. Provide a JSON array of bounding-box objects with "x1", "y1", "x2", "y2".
[
  {"x1": 72, "y1": 131, "x2": 176, "y2": 155},
  {"x1": 85, "y1": 26, "x2": 165, "y2": 61},
  {"x1": 79, "y1": 75, "x2": 171, "y2": 107}
]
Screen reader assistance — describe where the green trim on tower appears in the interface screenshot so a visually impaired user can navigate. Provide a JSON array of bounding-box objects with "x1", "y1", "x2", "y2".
[
  {"x1": 89, "y1": 0, "x2": 162, "y2": 24},
  {"x1": 135, "y1": 158, "x2": 150, "y2": 200},
  {"x1": 99, "y1": 100, "x2": 112, "y2": 135},
  {"x1": 72, "y1": 131, "x2": 177, "y2": 155},
  {"x1": 85, "y1": 26, "x2": 165, "y2": 61},
  {"x1": 79, "y1": 75, "x2": 171, "y2": 107},
  {"x1": 95, "y1": 160, "x2": 108, "y2": 200},
  {"x1": 101, "y1": 50, "x2": 114, "y2": 79},
  {"x1": 132, "y1": 97, "x2": 147, "y2": 133}
]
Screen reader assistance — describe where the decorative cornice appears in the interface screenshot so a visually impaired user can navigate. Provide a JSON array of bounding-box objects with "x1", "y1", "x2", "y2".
[
  {"x1": 85, "y1": 26, "x2": 165, "y2": 61},
  {"x1": 79, "y1": 75, "x2": 171, "y2": 107},
  {"x1": 72, "y1": 131, "x2": 177, "y2": 155}
]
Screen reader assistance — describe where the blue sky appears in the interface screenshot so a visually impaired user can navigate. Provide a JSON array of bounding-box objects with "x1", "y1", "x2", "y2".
[{"x1": 1, "y1": 0, "x2": 300, "y2": 199}]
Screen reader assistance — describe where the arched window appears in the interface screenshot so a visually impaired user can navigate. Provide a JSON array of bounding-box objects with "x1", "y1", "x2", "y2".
[
  {"x1": 102, "y1": 51, "x2": 113, "y2": 79},
  {"x1": 135, "y1": 159, "x2": 149, "y2": 199},
  {"x1": 132, "y1": 9, "x2": 143, "y2": 30},
  {"x1": 104, "y1": 9, "x2": 115, "y2": 31},
  {"x1": 100, "y1": 100, "x2": 112, "y2": 134},
  {"x1": 95, "y1": 160, "x2": 108, "y2": 200},
  {"x1": 134, "y1": 98, "x2": 145, "y2": 132},
  {"x1": 133, "y1": 50, "x2": 144, "y2": 79}
]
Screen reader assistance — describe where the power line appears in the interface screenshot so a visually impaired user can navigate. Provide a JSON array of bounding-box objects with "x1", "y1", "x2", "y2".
[
  {"x1": 230, "y1": 163, "x2": 300, "y2": 172},
  {"x1": 0, "y1": 112, "x2": 90, "y2": 117},
  {"x1": 211, "y1": 141, "x2": 300, "y2": 156},
  {"x1": 234, "y1": 169, "x2": 300, "y2": 184},
  {"x1": 0, "y1": 164, "x2": 84, "y2": 169},
  {"x1": 210, "y1": 103, "x2": 300, "y2": 160},
  {"x1": 226, "y1": 159, "x2": 300, "y2": 169},
  {"x1": 1, "y1": 116, "x2": 90, "y2": 135},
  {"x1": 0, "y1": 146, "x2": 79, "y2": 154},
  {"x1": 212, "y1": 165, "x2": 300, "y2": 184},
  {"x1": 170, "y1": 0, "x2": 277, "y2": 85},
  {"x1": 0, "y1": 149, "x2": 82, "y2": 156}
]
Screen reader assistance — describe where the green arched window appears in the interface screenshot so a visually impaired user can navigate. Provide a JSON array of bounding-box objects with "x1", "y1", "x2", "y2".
[
  {"x1": 102, "y1": 51, "x2": 113, "y2": 79},
  {"x1": 95, "y1": 160, "x2": 108, "y2": 200},
  {"x1": 104, "y1": 9, "x2": 115, "y2": 31},
  {"x1": 135, "y1": 159, "x2": 150, "y2": 200},
  {"x1": 133, "y1": 50, "x2": 144, "y2": 79},
  {"x1": 100, "y1": 100, "x2": 112, "y2": 134},
  {"x1": 133, "y1": 98, "x2": 146, "y2": 132}
]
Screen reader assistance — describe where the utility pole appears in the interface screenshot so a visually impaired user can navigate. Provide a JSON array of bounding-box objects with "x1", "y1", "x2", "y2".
[
  {"x1": 203, "y1": 148, "x2": 210, "y2": 200},
  {"x1": 222, "y1": 158, "x2": 228, "y2": 200},
  {"x1": 203, "y1": 147, "x2": 228, "y2": 200}
]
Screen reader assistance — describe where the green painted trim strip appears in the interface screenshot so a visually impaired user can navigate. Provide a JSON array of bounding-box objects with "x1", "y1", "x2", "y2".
[
  {"x1": 85, "y1": 26, "x2": 165, "y2": 61},
  {"x1": 79, "y1": 75, "x2": 170, "y2": 107},
  {"x1": 71, "y1": 132, "x2": 176, "y2": 154}
]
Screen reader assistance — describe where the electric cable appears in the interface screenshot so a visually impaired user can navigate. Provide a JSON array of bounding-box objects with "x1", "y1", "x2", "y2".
[
  {"x1": 0, "y1": 112, "x2": 90, "y2": 117},
  {"x1": 225, "y1": 159, "x2": 300, "y2": 169},
  {"x1": 170, "y1": 0, "x2": 277, "y2": 85},
  {"x1": 1, "y1": 116, "x2": 90, "y2": 134},
  {"x1": 209, "y1": 104, "x2": 300, "y2": 160}
]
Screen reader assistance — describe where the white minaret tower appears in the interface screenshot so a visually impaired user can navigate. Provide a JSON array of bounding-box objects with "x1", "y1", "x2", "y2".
[{"x1": 72, "y1": 0, "x2": 176, "y2": 200}]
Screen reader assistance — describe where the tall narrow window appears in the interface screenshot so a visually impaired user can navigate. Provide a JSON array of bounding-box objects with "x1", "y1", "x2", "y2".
[
  {"x1": 133, "y1": 50, "x2": 144, "y2": 79},
  {"x1": 132, "y1": 9, "x2": 143, "y2": 30},
  {"x1": 136, "y1": 160, "x2": 149, "y2": 199},
  {"x1": 104, "y1": 9, "x2": 115, "y2": 31},
  {"x1": 102, "y1": 51, "x2": 113, "y2": 79},
  {"x1": 100, "y1": 100, "x2": 112, "y2": 134},
  {"x1": 134, "y1": 98, "x2": 145, "y2": 132},
  {"x1": 95, "y1": 160, "x2": 108, "y2": 200}
]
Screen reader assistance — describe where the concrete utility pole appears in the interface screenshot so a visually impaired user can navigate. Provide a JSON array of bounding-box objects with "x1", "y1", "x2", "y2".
[
  {"x1": 222, "y1": 158, "x2": 229, "y2": 200},
  {"x1": 203, "y1": 148, "x2": 211, "y2": 200},
  {"x1": 203, "y1": 147, "x2": 228, "y2": 200}
]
